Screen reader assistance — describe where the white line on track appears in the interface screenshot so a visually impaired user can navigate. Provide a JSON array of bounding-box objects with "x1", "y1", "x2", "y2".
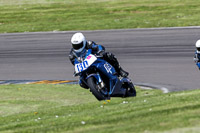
[
  {"x1": 135, "y1": 83, "x2": 170, "y2": 93},
  {"x1": 161, "y1": 87, "x2": 170, "y2": 93}
]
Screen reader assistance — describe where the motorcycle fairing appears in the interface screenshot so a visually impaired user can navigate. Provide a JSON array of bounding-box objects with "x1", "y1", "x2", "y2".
[{"x1": 74, "y1": 49, "x2": 128, "y2": 97}]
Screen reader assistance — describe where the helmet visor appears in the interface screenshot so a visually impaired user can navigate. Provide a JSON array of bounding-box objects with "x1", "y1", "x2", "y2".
[
  {"x1": 197, "y1": 47, "x2": 200, "y2": 51},
  {"x1": 72, "y1": 42, "x2": 84, "y2": 50}
]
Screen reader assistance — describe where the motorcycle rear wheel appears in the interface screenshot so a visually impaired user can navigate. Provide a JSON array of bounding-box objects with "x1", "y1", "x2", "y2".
[
  {"x1": 125, "y1": 82, "x2": 136, "y2": 97},
  {"x1": 87, "y1": 77, "x2": 106, "y2": 101}
]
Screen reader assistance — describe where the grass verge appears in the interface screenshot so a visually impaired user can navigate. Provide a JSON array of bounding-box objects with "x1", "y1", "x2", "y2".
[
  {"x1": 0, "y1": 0, "x2": 200, "y2": 33},
  {"x1": 1, "y1": 84, "x2": 200, "y2": 133}
]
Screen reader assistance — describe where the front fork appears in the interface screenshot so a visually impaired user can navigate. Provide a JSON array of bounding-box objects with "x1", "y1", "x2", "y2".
[
  {"x1": 79, "y1": 72, "x2": 105, "y2": 89},
  {"x1": 85, "y1": 72, "x2": 109, "y2": 96},
  {"x1": 86, "y1": 72, "x2": 105, "y2": 89}
]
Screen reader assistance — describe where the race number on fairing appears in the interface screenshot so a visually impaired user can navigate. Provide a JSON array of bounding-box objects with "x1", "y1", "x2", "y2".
[{"x1": 75, "y1": 54, "x2": 97, "y2": 73}]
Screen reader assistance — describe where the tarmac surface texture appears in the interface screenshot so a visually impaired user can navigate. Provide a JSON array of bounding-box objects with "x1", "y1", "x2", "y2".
[{"x1": 0, "y1": 27, "x2": 200, "y2": 91}]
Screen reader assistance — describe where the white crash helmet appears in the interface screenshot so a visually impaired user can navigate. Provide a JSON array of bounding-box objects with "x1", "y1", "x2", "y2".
[
  {"x1": 196, "y1": 40, "x2": 200, "y2": 53},
  {"x1": 71, "y1": 32, "x2": 86, "y2": 53}
]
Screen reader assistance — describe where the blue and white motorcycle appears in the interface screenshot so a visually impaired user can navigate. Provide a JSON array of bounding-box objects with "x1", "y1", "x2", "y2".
[
  {"x1": 74, "y1": 49, "x2": 136, "y2": 101},
  {"x1": 194, "y1": 53, "x2": 200, "y2": 70}
]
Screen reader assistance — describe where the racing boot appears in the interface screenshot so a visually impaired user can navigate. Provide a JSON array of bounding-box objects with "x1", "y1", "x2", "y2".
[
  {"x1": 118, "y1": 66, "x2": 129, "y2": 77},
  {"x1": 112, "y1": 61, "x2": 129, "y2": 77},
  {"x1": 103, "y1": 52, "x2": 129, "y2": 77}
]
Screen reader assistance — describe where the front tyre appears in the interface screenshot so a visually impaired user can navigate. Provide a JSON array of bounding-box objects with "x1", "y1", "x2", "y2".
[{"x1": 87, "y1": 77, "x2": 106, "y2": 101}]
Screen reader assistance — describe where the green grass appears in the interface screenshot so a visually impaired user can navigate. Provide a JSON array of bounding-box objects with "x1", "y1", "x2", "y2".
[
  {"x1": 1, "y1": 84, "x2": 200, "y2": 133},
  {"x1": 0, "y1": 0, "x2": 200, "y2": 33}
]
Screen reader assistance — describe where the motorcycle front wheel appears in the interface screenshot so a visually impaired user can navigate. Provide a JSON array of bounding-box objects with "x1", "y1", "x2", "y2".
[{"x1": 87, "y1": 77, "x2": 106, "y2": 101}]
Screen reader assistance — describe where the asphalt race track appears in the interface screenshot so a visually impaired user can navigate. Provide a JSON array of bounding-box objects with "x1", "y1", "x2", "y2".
[{"x1": 0, "y1": 27, "x2": 200, "y2": 92}]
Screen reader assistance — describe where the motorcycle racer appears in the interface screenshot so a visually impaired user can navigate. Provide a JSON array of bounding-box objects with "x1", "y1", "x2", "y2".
[
  {"x1": 69, "y1": 32, "x2": 129, "y2": 88},
  {"x1": 194, "y1": 40, "x2": 200, "y2": 63}
]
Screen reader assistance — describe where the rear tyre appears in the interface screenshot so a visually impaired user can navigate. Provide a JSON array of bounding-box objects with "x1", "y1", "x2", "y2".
[
  {"x1": 87, "y1": 77, "x2": 106, "y2": 101},
  {"x1": 125, "y1": 82, "x2": 136, "y2": 97}
]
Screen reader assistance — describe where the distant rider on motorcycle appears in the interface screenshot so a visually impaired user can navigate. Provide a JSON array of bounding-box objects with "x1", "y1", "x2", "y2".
[
  {"x1": 69, "y1": 32, "x2": 129, "y2": 88},
  {"x1": 194, "y1": 40, "x2": 200, "y2": 68}
]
